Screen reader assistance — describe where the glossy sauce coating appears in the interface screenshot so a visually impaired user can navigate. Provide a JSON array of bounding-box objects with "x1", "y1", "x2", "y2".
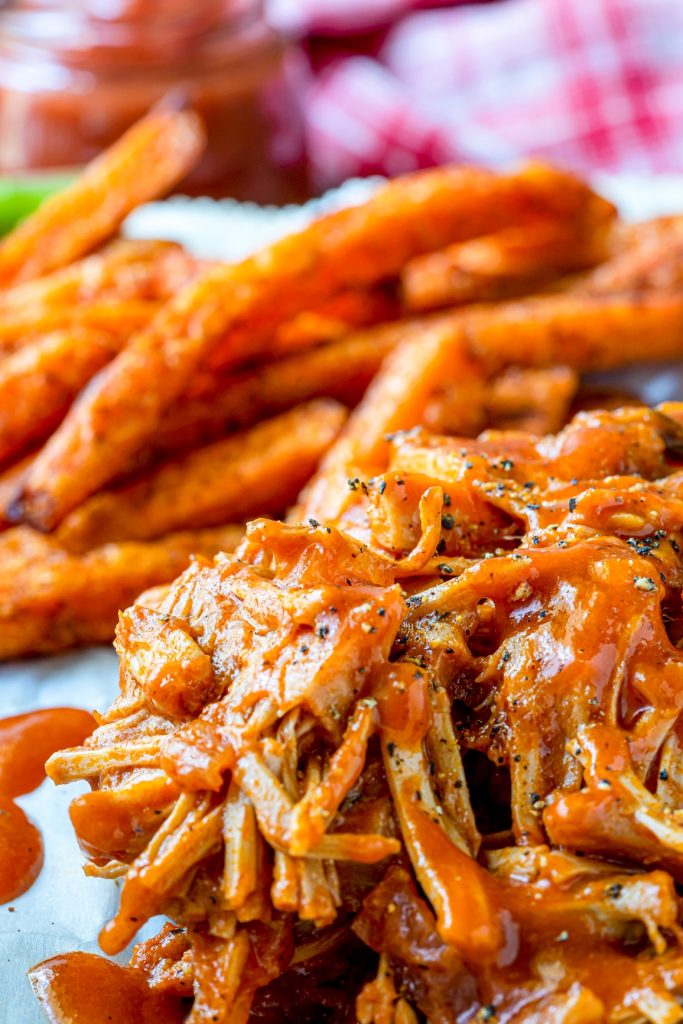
[
  {"x1": 38, "y1": 406, "x2": 683, "y2": 1022},
  {"x1": 0, "y1": 796, "x2": 42, "y2": 903},
  {"x1": 0, "y1": 707, "x2": 94, "y2": 902},
  {"x1": 29, "y1": 951, "x2": 186, "y2": 1024}
]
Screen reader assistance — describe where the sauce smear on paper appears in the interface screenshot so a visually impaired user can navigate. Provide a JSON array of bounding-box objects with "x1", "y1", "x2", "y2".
[
  {"x1": 29, "y1": 951, "x2": 186, "y2": 1024},
  {"x1": 0, "y1": 707, "x2": 94, "y2": 902}
]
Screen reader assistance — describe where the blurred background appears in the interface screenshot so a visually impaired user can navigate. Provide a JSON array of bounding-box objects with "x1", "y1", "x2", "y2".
[{"x1": 0, "y1": 0, "x2": 680, "y2": 208}]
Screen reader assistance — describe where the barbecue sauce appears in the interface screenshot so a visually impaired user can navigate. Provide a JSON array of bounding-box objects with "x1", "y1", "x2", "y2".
[
  {"x1": 0, "y1": 1, "x2": 308, "y2": 202},
  {"x1": 29, "y1": 951, "x2": 186, "y2": 1024},
  {"x1": 0, "y1": 707, "x2": 94, "y2": 902}
]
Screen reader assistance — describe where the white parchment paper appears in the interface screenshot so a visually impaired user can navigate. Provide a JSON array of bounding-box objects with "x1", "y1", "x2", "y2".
[{"x1": 1, "y1": 174, "x2": 682, "y2": 1023}]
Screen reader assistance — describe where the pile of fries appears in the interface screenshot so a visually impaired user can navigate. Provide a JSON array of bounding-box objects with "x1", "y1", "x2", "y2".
[{"x1": 2, "y1": 106, "x2": 683, "y2": 661}]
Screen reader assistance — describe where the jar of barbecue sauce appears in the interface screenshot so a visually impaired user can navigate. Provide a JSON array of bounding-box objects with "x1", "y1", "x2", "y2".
[{"x1": 0, "y1": 0, "x2": 309, "y2": 202}]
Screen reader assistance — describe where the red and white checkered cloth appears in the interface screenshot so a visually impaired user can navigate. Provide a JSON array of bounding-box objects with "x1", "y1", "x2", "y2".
[{"x1": 271, "y1": 0, "x2": 683, "y2": 188}]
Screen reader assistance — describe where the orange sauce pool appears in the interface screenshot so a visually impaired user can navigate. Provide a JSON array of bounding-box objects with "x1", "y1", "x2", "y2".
[
  {"x1": 29, "y1": 951, "x2": 186, "y2": 1024},
  {"x1": 8, "y1": 709, "x2": 184, "y2": 1022},
  {"x1": 0, "y1": 707, "x2": 95, "y2": 902}
]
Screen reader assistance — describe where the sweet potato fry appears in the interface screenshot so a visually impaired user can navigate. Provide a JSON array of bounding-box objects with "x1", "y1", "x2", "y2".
[
  {"x1": 151, "y1": 323, "x2": 404, "y2": 459},
  {"x1": 554, "y1": 215, "x2": 683, "y2": 295},
  {"x1": 56, "y1": 400, "x2": 346, "y2": 552},
  {"x1": 484, "y1": 365, "x2": 578, "y2": 435},
  {"x1": 0, "y1": 327, "x2": 128, "y2": 466},
  {"x1": 12, "y1": 163, "x2": 613, "y2": 529},
  {"x1": 463, "y1": 290, "x2": 683, "y2": 372},
  {"x1": 0, "y1": 298, "x2": 160, "y2": 356},
  {"x1": 611, "y1": 214, "x2": 683, "y2": 251},
  {"x1": 0, "y1": 239, "x2": 191, "y2": 318},
  {"x1": 0, "y1": 107, "x2": 205, "y2": 285},
  {"x1": 332, "y1": 289, "x2": 683, "y2": 384},
  {"x1": 402, "y1": 218, "x2": 612, "y2": 311},
  {"x1": 584, "y1": 217, "x2": 683, "y2": 294},
  {"x1": 0, "y1": 524, "x2": 243, "y2": 660},
  {"x1": 272, "y1": 285, "x2": 401, "y2": 354},
  {"x1": 0, "y1": 451, "x2": 34, "y2": 530},
  {"x1": 299, "y1": 320, "x2": 484, "y2": 522}
]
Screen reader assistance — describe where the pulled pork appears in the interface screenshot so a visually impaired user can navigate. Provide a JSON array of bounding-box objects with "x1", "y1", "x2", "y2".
[{"x1": 48, "y1": 404, "x2": 683, "y2": 1023}]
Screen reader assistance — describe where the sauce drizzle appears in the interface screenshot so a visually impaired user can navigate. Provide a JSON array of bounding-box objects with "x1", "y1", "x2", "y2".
[{"x1": 0, "y1": 707, "x2": 95, "y2": 903}]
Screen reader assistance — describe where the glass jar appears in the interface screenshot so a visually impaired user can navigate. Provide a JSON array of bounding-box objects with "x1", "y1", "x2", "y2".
[{"x1": 0, "y1": 0, "x2": 309, "y2": 202}]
